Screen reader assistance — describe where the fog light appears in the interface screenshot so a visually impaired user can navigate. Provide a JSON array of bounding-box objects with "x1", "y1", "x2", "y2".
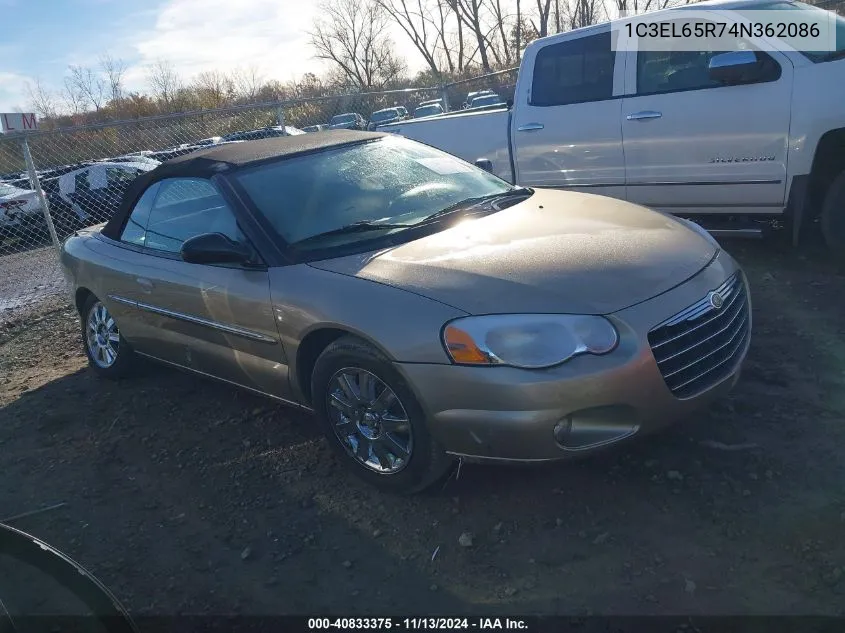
[{"x1": 553, "y1": 417, "x2": 572, "y2": 444}]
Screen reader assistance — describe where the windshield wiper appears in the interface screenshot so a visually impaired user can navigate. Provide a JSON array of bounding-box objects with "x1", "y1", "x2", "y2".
[
  {"x1": 291, "y1": 220, "x2": 413, "y2": 246},
  {"x1": 418, "y1": 187, "x2": 533, "y2": 224}
]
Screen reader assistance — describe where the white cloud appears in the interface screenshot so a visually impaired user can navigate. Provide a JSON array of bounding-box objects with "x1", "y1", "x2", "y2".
[
  {"x1": 0, "y1": 72, "x2": 30, "y2": 113},
  {"x1": 125, "y1": 0, "x2": 427, "y2": 93}
]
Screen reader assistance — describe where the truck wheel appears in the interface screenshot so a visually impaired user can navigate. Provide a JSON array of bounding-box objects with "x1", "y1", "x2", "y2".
[{"x1": 821, "y1": 170, "x2": 845, "y2": 261}]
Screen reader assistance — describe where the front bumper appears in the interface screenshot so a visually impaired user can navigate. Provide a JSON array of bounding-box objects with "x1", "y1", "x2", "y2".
[{"x1": 395, "y1": 250, "x2": 749, "y2": 462}]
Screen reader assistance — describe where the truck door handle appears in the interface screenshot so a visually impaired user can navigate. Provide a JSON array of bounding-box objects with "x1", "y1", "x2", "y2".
[
  {"x1": 136, "y1": 277, "x2": 154, "y2": 293},
  {"x1": 626, "y1": 111, "x2": 662, "y2": 121},
  {"x1": 516, "y1": 123, "x2": 544, "y2": 131}
]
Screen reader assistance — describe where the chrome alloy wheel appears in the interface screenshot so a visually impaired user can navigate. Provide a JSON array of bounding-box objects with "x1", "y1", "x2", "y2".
[
  {"x1": 85, "y1": 301, "x2": 120, "y2": 368},
  {"x1": 326, "y1": 368, "x2": 413, "y2": 474}
]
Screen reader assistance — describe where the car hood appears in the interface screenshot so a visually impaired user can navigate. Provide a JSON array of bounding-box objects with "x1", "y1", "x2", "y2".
[{"x1": 308, "y1": 189, "x2": 718, "y2": 315}]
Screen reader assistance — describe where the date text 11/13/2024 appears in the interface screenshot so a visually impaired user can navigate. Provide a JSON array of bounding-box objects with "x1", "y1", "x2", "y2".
[{"x1": 307, "y1": 618, "x2": 530, "y2": 630}]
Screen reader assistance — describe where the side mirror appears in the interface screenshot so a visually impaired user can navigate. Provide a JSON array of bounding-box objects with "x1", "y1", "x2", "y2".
[
  {"x1": 181, "y1": 232, "x2": 255, "y2": 266},
  {"x1": 475, "y1": 158, "x2": 494, "y2": 173},
  {"x1": 708, "y1": 50, "x2": 761, "y2": 85}
]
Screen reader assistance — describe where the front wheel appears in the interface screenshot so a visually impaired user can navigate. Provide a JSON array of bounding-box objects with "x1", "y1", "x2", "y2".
[
  {"x1": 821, "y1": 170, "x2": 845, "y2": 264},
  {"x1": 311, "y1": 336, "x2": 454, "y2": 494},
  {"x1": 81, "y1": 295, "x2": 137, "y2": 379}
]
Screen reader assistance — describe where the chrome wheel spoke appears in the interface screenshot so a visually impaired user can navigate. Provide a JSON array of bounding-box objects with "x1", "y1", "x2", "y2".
[
  {"x1": 382, "y1": 433, "x2": 410, "y2": 459},
  {"x1": 334, "y1": 418, "x2": 355, "y2": 439},
  {"x1": 108, "y1": 332, "x2": 120, "y2": 343},
  {"x1": 329, "y1": 391, "x2": 355, "y2": 416},
  {"x1": 371, "y1": 387, "x2": 396, "y2": 414},
  {"x1": 371, "y1": 440, "x2": 395, "y2": 469},
  {"x1": 338, "y1": 373, "x2": 359, "y2": 403},
  {"x1": 354, "y1": 435, "x2": 372, "y2": 462},
  {"x1": 357, "y1": 370, "x2": 374, "y2": 403},
  {"x1": 380, "y1": 413, "x2": 409, "y2": 434}
]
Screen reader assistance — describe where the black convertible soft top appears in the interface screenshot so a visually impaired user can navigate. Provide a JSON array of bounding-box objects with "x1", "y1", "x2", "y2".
[{"x1": 101, "y1": 130, "x2": 385, "y2": 240}]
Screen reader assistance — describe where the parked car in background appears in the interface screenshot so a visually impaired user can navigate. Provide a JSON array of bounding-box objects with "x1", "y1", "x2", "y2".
[
  {"x1": 329, "y1": 113, "x2": 367, "y2": 130},
  {"x1": 48, "y1": 161, "x2": 156, "y2": 238},
  {"x1": 418, "y1": 98, "x2": 445, "y2": 110},
  {"x1": 193, "y1": 136, "x2": 222, "y2": 147},
  {"x1": 0, "y1": 182, "x2": 43, "y2": 247},
  {"x1": 368, "y1": 107, "x2": 407, "y2": 130},
  {"x1": 467, "y1": 93, "x2": 506, "y2": 109},
  {"x1": 462, "y1": 89, "x2": 495, "y2": 109},
  {"x1": 303, "y1": 124, "x2": 330, "y2": 133},
  {"x1": 396, "y1": 106, "x2": 409, "y2": 118},
  {"x1": 221, "y1": 126, "x2": 305, "y2": 142},
  {"x1": 379, "y1": 0, "x2": 845, "y2": 257},
  {"x1": 61, "y1": 131, "x2": 749, "y2": 493},
  {"x1": 413, "y1": 103, "x2": 445, "y2": 119}
]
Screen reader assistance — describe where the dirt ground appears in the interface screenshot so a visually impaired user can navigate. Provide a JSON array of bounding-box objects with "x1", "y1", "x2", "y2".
[{"x1": 1, "y1": 240, "x2": 844, "y2": 617}]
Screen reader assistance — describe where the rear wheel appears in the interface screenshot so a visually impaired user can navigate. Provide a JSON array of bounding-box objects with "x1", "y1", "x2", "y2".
[
  {"x1": 821, "y1": 170, "x2": 845, "y2": 263},
  {"x1": 311, "y1": 336, "x2": 454, "y2": 494},
  {"x1": 81, "y1": 295, "x2": 137, "y2": 379}
]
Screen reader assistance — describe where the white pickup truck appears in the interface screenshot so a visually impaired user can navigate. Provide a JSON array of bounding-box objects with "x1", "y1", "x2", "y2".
[{"x1": 379, "y1": 0, "x2": 845, "y2": 253}]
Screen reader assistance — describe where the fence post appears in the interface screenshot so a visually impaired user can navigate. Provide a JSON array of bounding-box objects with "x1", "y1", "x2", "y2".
[
  {"x1": 440, "y1": 86, "x2": 451, "y2": 113},
  {"x1": 276, "y1": 106, "x2": 285, "y2": 128},
  {"x1": 20, "y1": 136, "x2": 60, "y2": 253}
]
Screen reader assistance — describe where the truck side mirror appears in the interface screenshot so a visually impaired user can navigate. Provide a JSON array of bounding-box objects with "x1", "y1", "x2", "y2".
[
  {"x1": 475, "y1": 158, "x2": 494, "y2": 173},
  {"x1": 708, "y1": 50, "x2": 762, "y2": 85}
]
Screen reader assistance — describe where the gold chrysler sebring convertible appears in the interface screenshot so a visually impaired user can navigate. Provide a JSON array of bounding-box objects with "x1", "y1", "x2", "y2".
[{"x1": 60, "y1": 131, "x2": 751, "y2": 493}]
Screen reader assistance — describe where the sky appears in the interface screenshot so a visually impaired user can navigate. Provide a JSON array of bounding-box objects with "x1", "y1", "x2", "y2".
[{"x1": 0, "y1": 0, "x2": 433, "y2": 113}]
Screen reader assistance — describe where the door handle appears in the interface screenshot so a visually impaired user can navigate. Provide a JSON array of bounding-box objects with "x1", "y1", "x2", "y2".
[
  {"x1": 516, "y1": 122, "x2": 544, "y2": 131},
  {"x1": 626, "y1": 111, "x2": 662, "y2": 121},
  {"x1": 135, "y1": 277, "x2": 154, "y2": 293}
]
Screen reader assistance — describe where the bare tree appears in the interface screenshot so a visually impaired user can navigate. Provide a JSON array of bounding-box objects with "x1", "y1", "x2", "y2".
[
  {"x1": 309, "y1": 0, "x2": 406, "y2": 90},
  {"x1": 230, "y1": 65, "x2": 264, "y2": 102},
  {"x1": 377, "y1": 0, "x2": 444, "y2": 77},
  {"x1": 25, "y1": 78, "x2": 58, "y2": 119},
  {"x1": 147, "y1": 60, "x2": 182, "y2": 108},
  {"x1": 448, "y1": 0, "x2": 492, "y2": 72},
  {"x1": 62, "y1": 77, "x2": 85, "y2": 115},
  {"x1": 99, "y1": 53, "x2": 126, "y2": 104},
  {"x1": 193, "y1": 70, "x2": 234, "y2": 109},
  {"x1": 533, "y1": 0, "x2": 553, "y2": 37},
  {"x1": 488, "y1": 0, "x2": 513, "y2": 65},
  {"x1": 67, "y1": 65, "x2": 106, "y2": 112}
]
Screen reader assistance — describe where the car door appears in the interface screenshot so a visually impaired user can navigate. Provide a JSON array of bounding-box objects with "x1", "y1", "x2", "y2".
[
  {"x1": 120, "y1": 177, "x2": 291, "y2": 399},
  {"x1": 511, "y1": 27, "x2": 627, "y2": 199},
  {"x1": 621, "y1": 16, "x2": 793, "y2": 214}
]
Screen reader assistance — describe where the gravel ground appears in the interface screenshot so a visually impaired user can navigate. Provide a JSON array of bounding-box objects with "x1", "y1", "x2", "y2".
[
  {"x1": 0, "y1": 245, "x2": 66, "y2": 318},
  {"x1": 1, "y1": 240, "x2": 844, "y2": 617}
]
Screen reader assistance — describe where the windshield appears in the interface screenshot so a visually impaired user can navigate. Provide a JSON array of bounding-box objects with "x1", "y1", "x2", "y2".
[
  {"x1": 414, "y1": 105, "x2": 442, "y2": 117},
  {"x1": 331, "y1": 113, "x2": 356, "y2": 124},
  {"x1": 234, "y1": 136, "x2": 513, "y2": 250},
  {"x1": 747, "y1": 1, "x2": 845, "y2": 61},
  {"x1": 371, "y1": 109, "x2": 399, "y2": 122}
]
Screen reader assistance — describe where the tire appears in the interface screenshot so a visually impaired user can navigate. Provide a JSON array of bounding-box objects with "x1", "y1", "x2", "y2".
[
  {"x1": 311, "y1": 335, "x2": 454, "y2": 494},
  {"x1": 80, "y1": 295, "x2": 138, "y2": 379},
  {"x1": 821, "y1": 170, "x2": 845, "y2": 263}
]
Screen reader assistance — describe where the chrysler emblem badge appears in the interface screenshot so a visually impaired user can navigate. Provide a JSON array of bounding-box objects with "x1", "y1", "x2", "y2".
[{"x1": 709, "y1": 291, "x2": 724, "y2": 310}]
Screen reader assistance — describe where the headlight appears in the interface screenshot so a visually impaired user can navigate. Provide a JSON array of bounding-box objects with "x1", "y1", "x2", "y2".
[
  {"x1": 678, "y1": 217, "x2": 721, "y2": 249},
  {"x1": 442, "y1": 314, "x2": 618, "y2": 369}
]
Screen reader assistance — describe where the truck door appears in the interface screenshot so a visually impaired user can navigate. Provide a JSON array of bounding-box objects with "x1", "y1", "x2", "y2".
[
  {"x1": 621, "y1": 15, "x2": 793, "y2": 215},
  {"x1": 511, "y1": 27, "x2": 627, "y2": 200}
]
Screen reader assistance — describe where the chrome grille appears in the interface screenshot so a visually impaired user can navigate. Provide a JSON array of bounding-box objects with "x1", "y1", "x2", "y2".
[{"x1": 648, "y1": 273, "x2": 750, "y2": 399}]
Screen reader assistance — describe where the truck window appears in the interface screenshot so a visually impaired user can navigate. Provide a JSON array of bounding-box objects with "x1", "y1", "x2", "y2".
[
  {"x1": 531, "y1": 32, "x2": 616, "y2": 107},
  {"x1": 637, "y1": 40, "x2": 780, "y2": 96}
]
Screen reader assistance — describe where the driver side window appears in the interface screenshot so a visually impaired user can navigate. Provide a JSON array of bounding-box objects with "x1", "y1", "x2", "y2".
[{"x1": 143, "y1": 178, "x2": 245, "y2": 254}]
